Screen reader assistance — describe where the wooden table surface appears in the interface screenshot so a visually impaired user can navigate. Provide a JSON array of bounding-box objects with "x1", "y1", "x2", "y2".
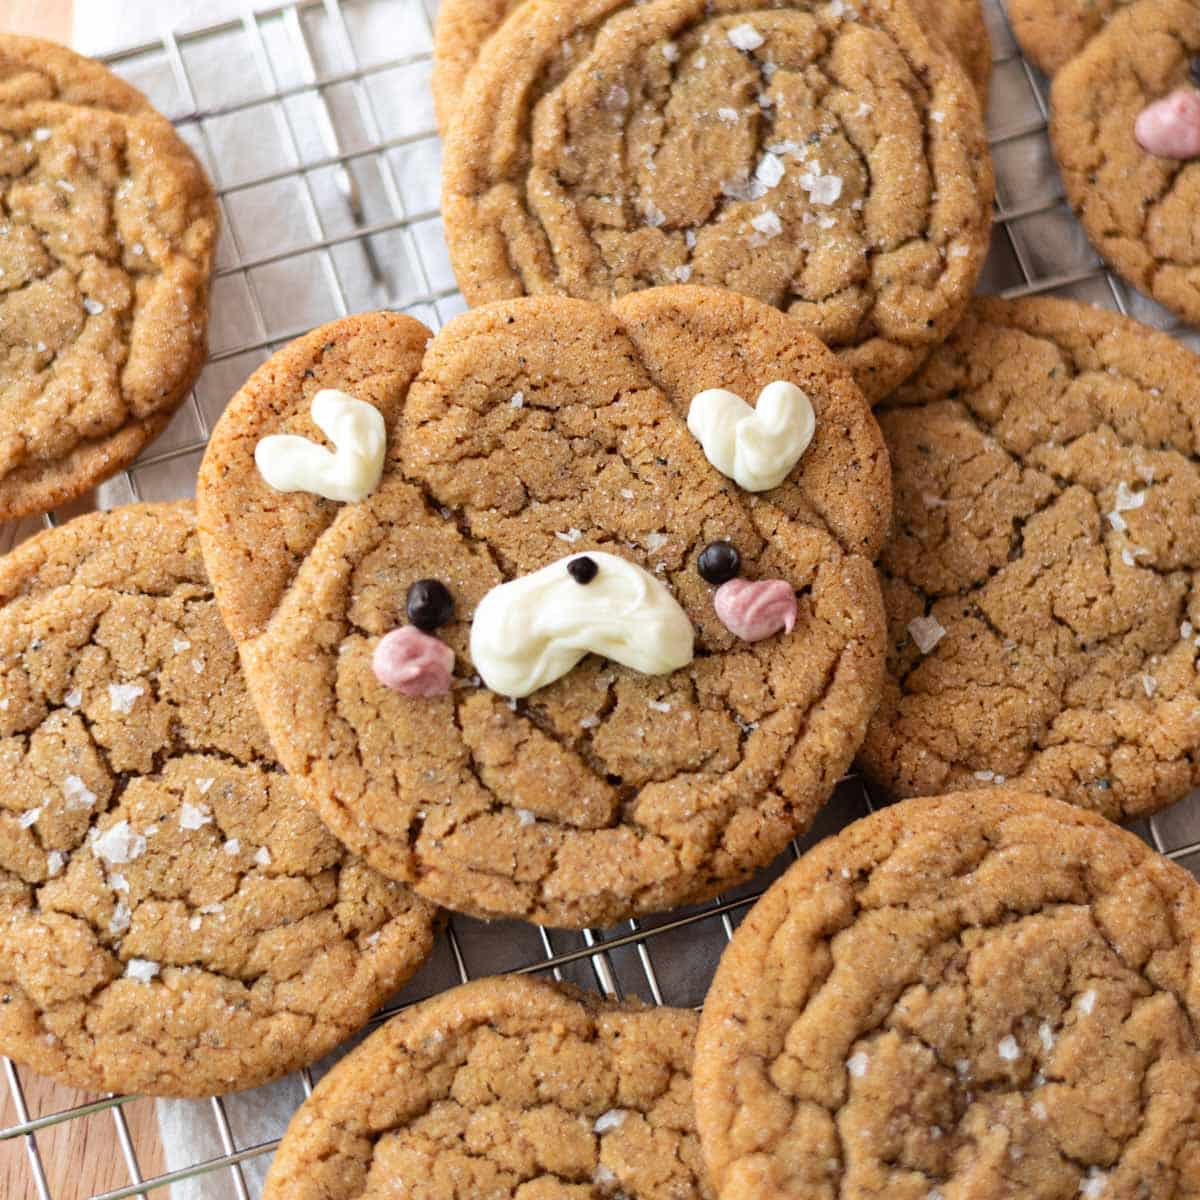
[{"x1": 0, "y1": 5, "x2": 172, "y2": 1198}]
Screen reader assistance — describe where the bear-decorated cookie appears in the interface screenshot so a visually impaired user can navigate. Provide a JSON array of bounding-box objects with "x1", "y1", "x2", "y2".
[
  {"x1": 439, "y1": 0, "x2": 994, "y2": 404},
  {"x1": 863, "y1": 296, "x2": 1200, "y2": 819},
  {"x1": 197, "y1": 290, "x2": 890, "y2": 928},
  {"x1": 0, "y1": 37, "x2": 217, "y2": 520},
  {"x1": 694, "y1": 790, "x2": 1200, "y2": 1199},
  {"x1": 1051, "y1": 0, "x2": 1200, "y2": 328},
  {"x1": 1007, "y1": 0, "x2": 1135, "y2": 77},
  {"x1": 263, "y1": 976, "x2": 711, "y2": 1200},
  {"x1": 432, "y1": 0, "x2": 991, "y2": 133},
  {"x1": 0, "y1": 502, "x2": 439, "y2": 1097}
]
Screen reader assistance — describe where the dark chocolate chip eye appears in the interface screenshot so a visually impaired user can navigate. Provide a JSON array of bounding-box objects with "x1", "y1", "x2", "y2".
[
  {"x1": 698, "y1": 541, "x2": 740, "y2": 585},
  {"x1": 1191, "y1": 56, "x2": 1200, "y2": 88},
  {"x1": 567, "y1": 555, "x2": 599, "y2": 584},
  {"x1": 406, "y1": 579, "x2": 454, "y2": 631}
]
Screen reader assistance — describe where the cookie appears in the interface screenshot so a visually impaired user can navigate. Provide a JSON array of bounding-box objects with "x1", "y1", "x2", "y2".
[
  {"x1": 1051, "y1": 0, "x2": 1200, "y2": 328},
  {"x1": 862, "y1": 296, "x2": 1200, "y2": 819},
  {"x1": 0, "y1": 502, "x2": 439, "y2": 1097},
  {"x1": 263, "y1": 975, "x2": 711, "y2": 1200},
  {"x1": 694, "y1": 788, "x2": 1200, "y2": 1200},
  {"x1": 440, "y1": 0, "x2": 994, "y2": 404},
  {"x1": 197, "y1": 291, "x2": 890, "y2": 928},
  {"x1": 432, "y1": 0, "x2": 991, "y2": 133},
  {"x1": 0, "y1": 36, "x2": 218, "y2": 520},
  {"x1": 1007, "y1": 0, "x2": 1134, "y2": 77}
]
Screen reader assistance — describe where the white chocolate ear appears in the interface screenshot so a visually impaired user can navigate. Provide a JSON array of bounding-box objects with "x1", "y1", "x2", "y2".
[
  {"x1": 470, "y1": 552, "x2": 694, "y2": 698},
  {"x1": 687, "y1": 381, "x2": 815, "y2": 492},
  {"x1": 255, "y1": 389, "x2": 386, "y2": 503}
]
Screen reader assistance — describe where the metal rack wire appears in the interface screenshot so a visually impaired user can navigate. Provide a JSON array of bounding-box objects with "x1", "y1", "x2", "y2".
[{"x1": 3, "y1": 0, "x2": 1200, "y2": 1196}]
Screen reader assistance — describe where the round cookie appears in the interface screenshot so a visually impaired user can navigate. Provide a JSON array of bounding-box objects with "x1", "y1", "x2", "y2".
[
  {"x1": 440, "y1": 0, "x2": 994, "y2": 404},
  {"x1": 1051, "y1": 0, "x2": 1200, "y2": 328},
  {"x1": 432, "y1": 0, "x2": 991, "y2": 133},
  {"x1": 694, "y1": 789, "x2": 1200, "y2": 1200},
  {"x1": 0, "y1": 502, "x2": 439, "y2": 1098},
  {"x1": 862, "y1": 296, "x2": 1200, "y2": 819},
  {"x1": 1007, "y1": 0, "x2": 1134, "y2": 77},
  {"x1": 197, "y1": 291, "x2": 890, "y2": 928},
  {"x1": 263, "y1": 975, "x2": 711, "y2": 1200},
  {"x1": 0, "y1": 37, "x2": 217, "y2": 520}
]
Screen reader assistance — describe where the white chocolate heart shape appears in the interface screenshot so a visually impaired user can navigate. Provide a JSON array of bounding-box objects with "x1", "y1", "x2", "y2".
[
  {"x1": 470, "y1": 552, "x2": 695, "y2": 698},
  {"x1": 687, "y1": 380, "x2": 816, "y2": 492},
  {"x1": 255, "y1": 389, "x2": 386, "y2": 503}
]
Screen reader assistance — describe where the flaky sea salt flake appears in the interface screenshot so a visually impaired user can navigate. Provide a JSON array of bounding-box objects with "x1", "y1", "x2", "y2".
[
  {"x1": 92, "y1": 820, "x2": 146, "y2": 865},
  {"x1": 46, "y1": 850, "x2": 66, "y2": 877},
  {"x1": 998, "y1": 1036, "x2": 1020, "y2": 1062},
  {"x1": 255, "y1": 846, "x2": 272, "y2": 867},
  {"x1": 124, "y1": 958, "x2": 159, "y2": 984},
  {"x1": 593, "y1": 1109, "x2": 628, "y2": 1133},
  {"x1": 108, "y1": 681, "x2": 144, "y2": 714},
  {"x1": 727, "y1": 22, "x2": 764, "y2": 50},
  {"x1": 62, "y1": 775, "x2": 96, "y2": 810},
  {"x1": 908, "y1": 616, "x2": 946, "y2": 654},
  {"x1": 64, "y1": 688, "x2": 82, "y2": 709},
  {"x1": 750, "y1": 210, "x2": 782, "y2": 239},
  {"x1": 179, "y1": 802, "x2": 212, "y2": 831},
  {"x1": 847, "y1": 1050, "x2": 869, "y2": 1077},
  {"x1": 1114, "y1": 481, "x2": 1146, "y2": 512},
  {"x1": 555, "y1": 528, "x2": 583, "y2": 544},
  {"x1": 18, "y1": 807, "x2": 40, "y2": 828}
]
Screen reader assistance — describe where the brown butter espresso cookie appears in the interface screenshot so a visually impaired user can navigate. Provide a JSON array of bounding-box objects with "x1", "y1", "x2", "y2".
[
  {"x1": 863, "y1": 296, "x2": 1200, "y2": 819},
  {"x1": 263, "y1": 975, "x2": 711, "y2": 1200},
  {"x1": 694, "y1": 789, "x2": 1200, "y2": 1200},
  {"x1": 432, "y1": 0, "x2": 991, "y2": 133},
  {"x1": 0, "y1": 37, "x2": 217, "y2": 520},
  {"x1": 0, "y1": 502, "x2": 439, "y2": 1097},
  {"x1": 440, "y1": 0, "x2": 994, "y2": 403},
  {"x1": 1051, "y1": 0, "x2": 1200, "y2": 328},
  {"x1": 197, "y1": 292, "x2": 889, "y2": 928}
]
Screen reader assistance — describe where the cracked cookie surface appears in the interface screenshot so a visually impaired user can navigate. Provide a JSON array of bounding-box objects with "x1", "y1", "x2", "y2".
[
  {"x1": 440, "y1": 0, "x2": 994, "y2": 404},
  {"x1": 0, "y1": 37, "x2": 217, "y2": 520},
  {"x1": 1008, "y1": 0, "x2": 1134, "y2": 77},
  {"x1": 263, "y1": 975, "x2": 711, "y2": 1200},
  {"x1": 0, "y1": 502, "x2": 439, "y2": 1097},
  {"x1": 694, "y1": 789, "x2": 1200, "y2": 1200},
  {"x1": 432, "y1": 0, "x2": 991, "y2": 133},
  {"x1": 197, "y1": 293, "x2": 889, "y2": 928},
  {"x1": 863, "y1": 297, "x2": 1200, "y2": 817},
  {"x1": 1051, "y1": 0, "x2": 1200, "y2": 328}
]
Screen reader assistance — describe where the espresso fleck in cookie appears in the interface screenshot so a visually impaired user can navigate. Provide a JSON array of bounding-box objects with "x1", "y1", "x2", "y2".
[
  {"x1": 863, "y1": 296, "x2": 1200, "y2": 819},
  {"x1": 1051, "y1": 0, "x2": 1200, "y2": 327},
  {"x1": 198, "y1": 291, "x2": 889, "y2": 928},
  {"x1": 695, "y1": 789, "x2": 1200, "y2": 1200},
  {"x1": 1008, "y1": 0, "x2": 1134, "y2": 77},
  {"x1": 0, "y1": 37, "x2": 217, "y2": 520},
  {"x1": 0, "y1": 502, "x2": 439, "y2": 1098},
  {"x1": 432, "y1": 0, "x2": 991, "y2": 133},
  {"x1": 264, "y1": 976, "x2": 711, "y2": 1200},
  {"x1": 440, "y1": 0, "x2": 994, "y2": 403}
]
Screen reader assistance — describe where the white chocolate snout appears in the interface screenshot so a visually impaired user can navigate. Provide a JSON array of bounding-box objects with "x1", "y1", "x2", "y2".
[{"x1": 469, "y1": 552, "x2": 695, "y2": 698}]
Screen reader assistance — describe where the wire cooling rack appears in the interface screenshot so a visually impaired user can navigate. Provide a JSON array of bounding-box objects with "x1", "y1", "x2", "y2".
[{"x1": 4, "y1": 0, "x2": 1200, "y2": 1196}]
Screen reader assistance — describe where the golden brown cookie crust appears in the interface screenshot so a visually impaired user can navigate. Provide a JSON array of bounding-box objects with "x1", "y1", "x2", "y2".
[
  {"x1": 198, "y1": 290, "x2": 889, "y2": 928},
  {"x1": 0, "y1": 35, "x2": 156, "y2": 114},
  {"x1": 440, "y1": 0, "x2": 994, "y2": 404},
  {"x1": 432, "y1": 0, "x2": 991, "y2": 132},
  {"x1": 263, "y1": 976, "x2": 711, "y2": 1200},
  {"x1": 694, "y1": 789, "x2": 1200, "y2": 1200},
  {"x1": 1051, "y1": 0, "x2": 1200, "y2": 327},
  {"x1": 862, "y1": 296, "x2": 1200, "y2": 819},
  {"x1": 1008, "y1": 0, "x2": 1133, "y2": 77},
  {"x1": 0, "y1": 40, "x2": 217, "y2": 520},
  {"x1": 0, "y1": 503, "x2": 439, "y2": 1097}
]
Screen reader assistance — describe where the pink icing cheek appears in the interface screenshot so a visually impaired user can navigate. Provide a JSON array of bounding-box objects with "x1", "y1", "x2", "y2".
[
  {"x1": 1135, "y1": 89, "x2": 1200, "y2": 160},
  {"x1": 372, "y1": 626, "x2": 455, "y2": 698},
  {"x1": 713, "y1": 578, "x2": 798, "y2": 643}
]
